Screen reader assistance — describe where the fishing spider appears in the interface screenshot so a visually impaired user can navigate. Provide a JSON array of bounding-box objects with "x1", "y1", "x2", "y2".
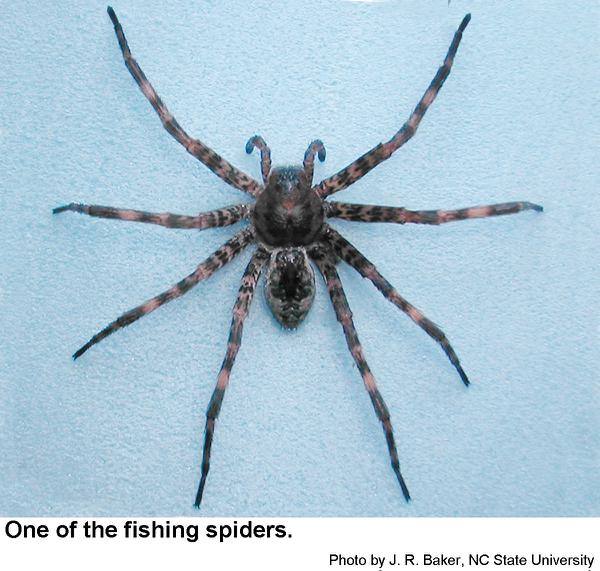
[{"x1": 54, "y1": 8, "x2": 542, "y2": 507}]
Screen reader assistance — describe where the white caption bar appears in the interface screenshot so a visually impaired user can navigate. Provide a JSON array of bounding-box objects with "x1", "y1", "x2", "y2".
[{"x1": 1, "y1": 518, "x2": 598, "y2": 571}]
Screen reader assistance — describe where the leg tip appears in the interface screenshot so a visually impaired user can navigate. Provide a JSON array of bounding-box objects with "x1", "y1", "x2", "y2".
[
  {"x1": 318, "y1": 147, "x2": 326, "y2": 162},
  {"x1": 456, "y1": 365, "x2": 470, "y2": 387},
  {"x1": 393, "y1": 465, "x2": 411, "y2": 502},
  {"x1": 53, "y1": 205, "x2": 69, "y2": 214},
  {"x1": 529, "y1": 202, "x2": 543, "y2": 212},
  {"x1": 401, "y1": 481, "x2": 411, "y2": 502},
  {"x1": 245, "y1": 137, "x2": 256, "y2": 154},
  {"x1": 460, "y1": 14, "x2": 472, "y2": 32},
  {"x1": 194, "y1": 478, "x2": 207, "y2": 507},
  {"x1": 107, "y1": 6, "x2": 118, "y2": 25},
  {"x1": 397, "y1": 475, "x2": 411, "y2": 502},
  {"x1": 72, "y1": 346, "x2": 86, "y2": 360}
]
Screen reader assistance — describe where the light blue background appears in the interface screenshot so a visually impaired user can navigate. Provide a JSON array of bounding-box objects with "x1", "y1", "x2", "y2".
[{"x1": 1, "y1": 0, "x2": 598, "y2": 516}]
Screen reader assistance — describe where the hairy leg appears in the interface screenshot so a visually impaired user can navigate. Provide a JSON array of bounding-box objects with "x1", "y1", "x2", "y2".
[
  {"x1": 107, "y1": 7, "x2": 260, "y2": 197},
  {"x1": 303, "y1": 140, "x2": 326, "y2": 186},
  {"x1": 310, "y1": 246, "x2": 410, "y2": 501},
  {"x1": 327, "y1": 201, "x2": 542, "y2": 224},
  {"x1": 325, "y1": 226, "x2": 469, "y2": 386},
  {"x1": 54, "y1": 202, "x2": 252, "y2": 229},
  {"x1": 72, "y1": 228, "x2": 254, "y2": 359},
  {"x1": 245, "y1": 135, "x2": 272, "y2": 184},
  {"x1": 316, "y1": 14, "x2": 471, "y2": 198},
  {"x1": 195, "y1": 248, "x2": 269, "y2": 507}
]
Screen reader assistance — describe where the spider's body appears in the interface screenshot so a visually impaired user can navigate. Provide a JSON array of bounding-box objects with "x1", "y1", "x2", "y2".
[
  {"x1": 55, "y1": 8, "x2": 543, "y2": 508},
  {"x1": 254, "y1": 164, "x2": 325, "y2": 327}
]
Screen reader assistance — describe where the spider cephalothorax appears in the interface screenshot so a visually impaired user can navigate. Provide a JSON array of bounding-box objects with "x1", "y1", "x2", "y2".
[
  {"x1": 253, "y1": 165, "x2": 325, "y2": 247},
  {"x1": 55, "y1": 8, "x2": 542, "y2": 508}
]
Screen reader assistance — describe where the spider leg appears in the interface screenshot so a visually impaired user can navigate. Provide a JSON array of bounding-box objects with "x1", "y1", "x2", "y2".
[
  {"x1": 195, "y1": 248, "x2": 269, "y2": 507},
  {"x1": 325, "y1": 226, "x2": 469, "y2": 386},
  {"x1": 310, "y1": 246, "x2": 410, "y2": 501},
  {"x1": 245, "y1": 135, "x2": 272, "y2": 184},
  {"x1": 72, "y1": 228, "x2": 254, "y2": 360},
  {"x1": 107, "y1": 7, "x2": 260, "y2": 197},
  {"x1": 303, "y1": 140, "x2": 326, "y2": 186},
  {"x1": 327, "y1": 200, "x2": 543, "y2": 224},
  {"x1": 316, "y1": 14, "x2": 471, "y2": 198},
  {"x1": 53, "y1": 202, "x2": 252, "y2": 229}
]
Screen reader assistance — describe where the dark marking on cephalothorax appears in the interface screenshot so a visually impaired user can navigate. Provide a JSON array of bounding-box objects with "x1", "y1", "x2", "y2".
[
  {"x1": 253, "y1": 166, "x2": 325, "y2": 247},
  {"x1": 264, "y1": 248, "x2": 316, "y2": 328}
]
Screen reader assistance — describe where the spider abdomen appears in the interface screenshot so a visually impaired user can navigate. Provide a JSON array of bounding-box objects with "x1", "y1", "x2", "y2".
[
  {"x1": 253, "y1": 166, "x2": 324, "y2": 247},
  {"x1": 264, "y1": 248, "x2": 316, "y2": 329}
]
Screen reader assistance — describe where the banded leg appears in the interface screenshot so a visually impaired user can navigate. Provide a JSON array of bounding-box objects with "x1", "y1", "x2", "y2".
[
  {"x1": 316, "y1": 14, "x2": 471, "y2": 198},
  {"x1": 310, "y1": 247, "x2": 410, "y2": 501},
  {"x1": 195, "y1": 249, "x2": 269, "y2": 507},
  {"x1": 327, "y1": 201, "x2": 543, "y2": 224},
  {"x1": 107, "y1": 7, "x2": 260, "y2": 197},
  {"x1": 245, "y1": 135, "x2": 272, "y2": 184},
  {"x1": 72, "y1": 228, "x2": 254, "y2": 360},
  {"x1": 303, "y1": 140, "x2": 326, "y2": 186},
  {"x1": 325, "y1": 226, "x2": 469, "y2": 386},
  {"x1": 53, "y1": 202, "x2": 252, "y2": 229}
]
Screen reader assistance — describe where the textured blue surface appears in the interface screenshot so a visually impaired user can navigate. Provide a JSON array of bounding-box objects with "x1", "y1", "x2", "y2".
[{"x1": 1, "y1": 0, "x2": 599, "y2": 516}]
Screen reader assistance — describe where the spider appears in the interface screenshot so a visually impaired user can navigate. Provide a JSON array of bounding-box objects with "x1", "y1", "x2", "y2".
[{"x1": 54, "y1": 7, "x2": 542, "y2": 508}]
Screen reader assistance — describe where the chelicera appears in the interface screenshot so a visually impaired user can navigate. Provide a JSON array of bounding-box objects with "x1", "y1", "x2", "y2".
[{"x1": 54, "y1": 8, "x2": 542, "y2": 507}]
